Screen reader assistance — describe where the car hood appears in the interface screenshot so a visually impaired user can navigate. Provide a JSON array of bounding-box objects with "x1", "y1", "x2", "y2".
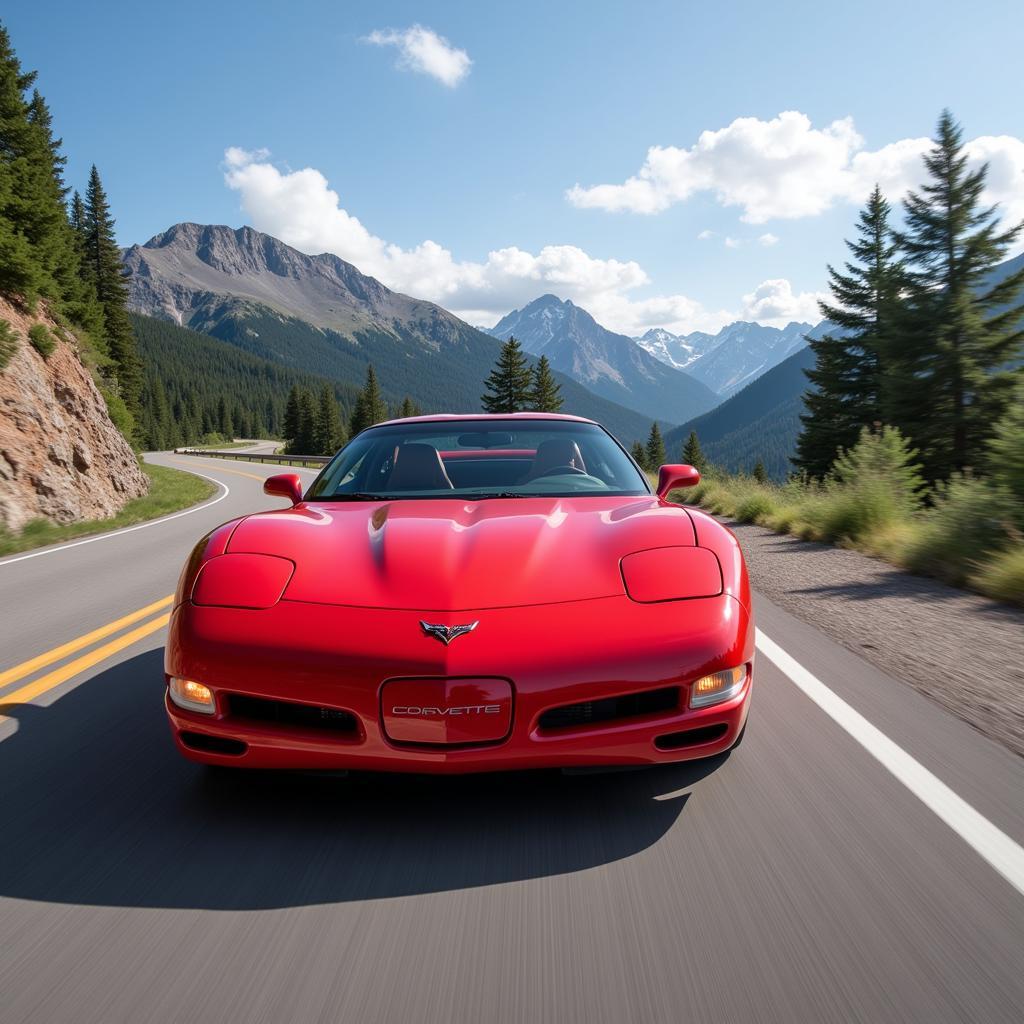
[{"x1": 227, "y1": 496, "x2": 696, "y2": 611}]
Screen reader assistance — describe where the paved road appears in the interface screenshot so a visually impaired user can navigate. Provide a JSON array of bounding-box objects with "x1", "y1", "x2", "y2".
[{"x1": 1, "y1": 451, "x2": 1023, "y2": 1023}]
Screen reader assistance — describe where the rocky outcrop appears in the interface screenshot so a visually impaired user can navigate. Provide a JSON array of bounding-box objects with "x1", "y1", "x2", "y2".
[{"x1": 0, "y1": 297, "x2": 148, "y2": 532}]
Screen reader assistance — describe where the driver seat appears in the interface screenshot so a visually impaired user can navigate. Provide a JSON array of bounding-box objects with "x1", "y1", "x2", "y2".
[
  {"x1": 526, "y1": 439, "x2": 587, "y2": 480},
  {"x1": 386, "y1": 443, "x2": 454, "y2": 490}
]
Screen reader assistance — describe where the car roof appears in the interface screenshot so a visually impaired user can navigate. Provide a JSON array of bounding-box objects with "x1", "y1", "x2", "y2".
[{"x1": 374, "y1": 412, "x2": 598, "y2": 428}]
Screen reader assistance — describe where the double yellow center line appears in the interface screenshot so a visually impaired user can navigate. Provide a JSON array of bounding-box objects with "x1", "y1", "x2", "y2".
[{"x1": 0, "y1": 594, "x2": 174, "y2": 718}]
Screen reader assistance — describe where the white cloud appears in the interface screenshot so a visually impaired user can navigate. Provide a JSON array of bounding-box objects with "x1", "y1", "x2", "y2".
[
  {"x1": 567, "y1": 111, "x2": 1024, "y2": 227},
  {"x1": 758, "y1": 233, "x2": 779, "y2": 246},
  {"x1": 697, "y1": 229, "x2": 714, "y2": 240},
  {"x1": 740, "y1": 279, "x2": 825, "y2": 325},
  {"x1": 364, "y1": 25, "x2": 471, "y2": 87},
  {"x1": 222, "y1": 147, "x2": 817, "y2": 336},
  {"x1": 724, "y1": 236, "x2": 741, "y2": 249}
]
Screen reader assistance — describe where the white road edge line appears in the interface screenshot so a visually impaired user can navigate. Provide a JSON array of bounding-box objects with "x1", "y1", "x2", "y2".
[
  {"x1": 755, "y1": 627, "x2": 1024, "y2": 897},
  {"x1": 0, "y1": 470, "x2": 229, "y2": 568}
]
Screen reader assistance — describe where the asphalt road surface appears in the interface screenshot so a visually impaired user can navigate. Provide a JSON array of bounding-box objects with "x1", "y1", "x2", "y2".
[{"x1": 2, "y1": 448, "x2": 1023, "y2": 1023}]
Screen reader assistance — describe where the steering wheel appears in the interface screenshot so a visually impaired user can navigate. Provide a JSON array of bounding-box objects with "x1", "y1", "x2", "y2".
[{"x1": 533, "y1": 465, "x2": 588, "y2": 478}]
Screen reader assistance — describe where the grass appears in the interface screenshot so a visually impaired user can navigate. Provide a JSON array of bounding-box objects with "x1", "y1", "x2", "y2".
[
  {"x1": 0, "y1": 463, "x2": 216, "y2": 557},
  {"x1": 28, "y1": 323, "x2": 55, "y2": 359},
  {"x1": 679, "y1": 470, "x2": 1023, "y2": 607}
]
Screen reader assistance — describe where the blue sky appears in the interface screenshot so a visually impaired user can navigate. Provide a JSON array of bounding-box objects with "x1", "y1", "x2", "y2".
[{"x1": 6, "y1": 0, "x2": 1023, "y2": 334}]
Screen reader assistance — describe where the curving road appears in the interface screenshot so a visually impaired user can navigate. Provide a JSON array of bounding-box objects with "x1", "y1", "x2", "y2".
[{"x1": 1, "y1": 448, "x2": 1023, "y2": 1023}]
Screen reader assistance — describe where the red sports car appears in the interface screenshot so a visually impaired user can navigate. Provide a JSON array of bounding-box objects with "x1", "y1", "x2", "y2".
[{"x1": 165, "y1": 414, "x2": 753, "y2": 772}]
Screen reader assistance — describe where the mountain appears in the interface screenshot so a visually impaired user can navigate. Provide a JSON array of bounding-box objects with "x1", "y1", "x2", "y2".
[
  {"x1": 634, "y1": 327, "x2": 722, "y2": 371},
  {"x1": 487, "y1": 295, "x2": 718, "y2": 423},
  {"x1": 123, "y1": 224, "x2": 658, "y2": 445},
  {"x1": 639, "y1": 319, "x2": 815, "y2": 398},
  {"x1": 664, "y1": 344, "x2": 819, "y2": 480}
]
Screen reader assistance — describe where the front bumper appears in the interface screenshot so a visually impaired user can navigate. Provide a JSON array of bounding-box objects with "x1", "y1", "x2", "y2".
[{"x1": 164, "y1": 594, "x2": 753, "y2": 773}]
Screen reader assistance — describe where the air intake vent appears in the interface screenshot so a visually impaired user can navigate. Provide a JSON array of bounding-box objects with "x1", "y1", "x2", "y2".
[
  {"x1": 654, "y1": 723, "x2": 728, "y2": 750},
  {"x1": 180, "y1": 731, "x2": 247, "y2": 756},
  {"x1": 538, "y1": 687, "x2": 679, "y2": 731},
  {"x1": 229, "y1": 694, "x2": 358, "y2": 735}
]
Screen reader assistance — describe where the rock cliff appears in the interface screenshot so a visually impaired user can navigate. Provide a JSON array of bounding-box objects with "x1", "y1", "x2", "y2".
[{"x1": 0, "y1": 297, "x2": 148, "y2": 532}]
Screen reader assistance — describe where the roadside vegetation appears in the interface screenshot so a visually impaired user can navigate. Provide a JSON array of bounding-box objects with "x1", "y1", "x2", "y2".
[
  {"x1": 0, "y1": 463, "x2": 214, "y2": 557},
  {"x1": 673, "y1": 110, "x2": 1024, "y2": 608},
  {"x1": 679, "y1": 418, "x2": 1024, "y2": 605}
]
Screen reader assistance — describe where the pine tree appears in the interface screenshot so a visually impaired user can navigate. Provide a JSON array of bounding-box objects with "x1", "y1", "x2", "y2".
[
  {"x1": 349, "y1": 364, "x2": 388, "y2": 436},
  {"x1": 314, "y1": 384, "x2": 346, "y2": 455},
  {"x1": 631, "y1": 440, "x2": 648, "y2": 471},
  {"x1": 0, "y1": 27, "x2": 71, "y2": 301},
  {"x1": 84, "y1": 165, "x2": 142, "y2": 419},
  {"x1": 681, "y1": 429, "x2": 707, "y2": 472},
  {"x1": 396, "y1": 395, "x2": 422, "y2": 418},
  {"x1": 796, "y1": 186, "x2": 903, "y2": 478},
  {"x1": 752, "y1": 459, "x2": 768, "y2": 484},
  {"x1": 292, "y1": 388, "x2": 318, "y2": 453},
  {"x1": 528, "y1": 354, "x2": 563, "y2": 412},
  {"x1": 283, "y1": 384, "x2": 302, "y2": 444},
  {"x1": 645, "y1": 422, "x2": 666, "y2": 469},
  {"x1": 893, "y1": 110, "x2": 1024, "y2": 481},
  {"x1": 481, "y1": 336, "x2": 533, "y2": 413}
]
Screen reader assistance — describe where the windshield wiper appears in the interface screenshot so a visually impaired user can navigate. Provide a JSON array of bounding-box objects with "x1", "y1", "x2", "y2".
[
  {"x1": 321, "y1": 492, "x2": 394, "y2": 501},
  {"x1": 461, "y1": 491, "x2": 532, "y2": 500}
]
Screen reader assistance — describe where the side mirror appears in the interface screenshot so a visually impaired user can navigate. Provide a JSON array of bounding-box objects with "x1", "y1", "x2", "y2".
[
  {"x1": 264, "y1": 473, "x2": 304, "y2": 506},
  {"x1": 656, "y1": 464, "x2": 701, "y2": 501}
]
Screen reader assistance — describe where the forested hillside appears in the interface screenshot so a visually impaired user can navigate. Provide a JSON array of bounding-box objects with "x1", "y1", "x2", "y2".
[
  {"x1": 131, "y1": 314, "x2": 360, "y2": 448},
  {"x1": 664, "y1": 348, "x2": 815, "y2": 478}
]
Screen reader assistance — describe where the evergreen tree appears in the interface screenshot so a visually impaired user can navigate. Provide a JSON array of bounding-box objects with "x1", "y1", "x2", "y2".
[
  {"x1": 396, "y1": 395, "x2": 422, "y2": 418},
  {"x1": 528, "y1": 354, "x2": 563, "y2": 412},
  {"x1": 292, "y1": 388, "x2": 318, "y2": 453},
  {"x1": 217, "y1": 394, "x2": 233, "y2": 439},
  {"x1": 84, "y1": 165, "x2": 142, "y2": 418},
  {"x1": 0, "y1": 22, "x2": 39, "y2": 298},
  {"x1": 283, "y1": 384, "x2": 302, "y2": 444},
  {"x1": 349, "y1": 364, "x2": 388, "y2": 435},
  {"x1": 681, "y1": 429, "x2": 707, "y2": 472},
  {"x1": 631, "y1": 440, "x2": 648, "y2": 471},
  {"x1": 0, "y1": 26, "x2": 75, "y2": 303},
  {"x1": 314, "y1": 384, "x2": 346, "y2": 455},
  {"x1": 481, "y1": 336, "x2": 533, "y2": 413},
  {"x1": 645, "y1": 422, "x2": 666, "y2": 469},
  {"x1": 796, "y1": 186, "x2": 902, "y2": 477},
  {"x1": 752, "y1": 459, "x2": 768, "y2": 484},
  {"x1": 893, "y1": 110, "x2": 1024, "y2": 480}
]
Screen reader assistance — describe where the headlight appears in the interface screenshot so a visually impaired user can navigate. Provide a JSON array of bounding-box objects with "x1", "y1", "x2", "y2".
[
  {"x1": 689, "y1": 665, "x2": 748, "y2": 708},
  {"x1": 168, "y1": 677, "x2": 216, "y2": 714},
  {"x1": 191, "y1": 553, "x2": 295, "y2": 609}
]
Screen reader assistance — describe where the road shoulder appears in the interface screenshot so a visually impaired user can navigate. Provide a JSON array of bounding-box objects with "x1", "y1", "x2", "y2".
[{"x1": 727, "y1": 517, "x2": 1024, "y2": 758}]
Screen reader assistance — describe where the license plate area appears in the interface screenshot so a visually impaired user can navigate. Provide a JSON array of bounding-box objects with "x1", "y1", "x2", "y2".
[{"x1": 381, "y1": 677, "x2": 513, "y2": 746}]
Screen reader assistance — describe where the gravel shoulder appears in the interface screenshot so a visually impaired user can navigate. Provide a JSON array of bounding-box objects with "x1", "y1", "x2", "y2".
[{"x1": 727, "y1": 518, "x2": 1024, "y2": 758}]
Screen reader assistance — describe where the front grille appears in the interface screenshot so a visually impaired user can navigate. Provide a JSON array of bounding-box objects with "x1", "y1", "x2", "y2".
[
  {"x1": 538, "y1": 686, "x2": 679, "y2": 731},
  {"x1": 229, "y1": 694, "x2": 359, "y2": 735}
]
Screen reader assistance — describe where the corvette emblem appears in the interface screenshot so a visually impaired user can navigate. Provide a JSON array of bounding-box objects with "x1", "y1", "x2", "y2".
[{"x1": 420, "y1": 620, "x2": 479, "y2": 645}]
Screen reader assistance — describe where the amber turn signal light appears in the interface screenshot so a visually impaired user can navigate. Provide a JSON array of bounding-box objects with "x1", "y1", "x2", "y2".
[
  {"x1": 168, "y1": 677, "x2": 216, "y2": 715},
  {"x1": 689, "y1": 665, "x2": 747, "y2": 709}
]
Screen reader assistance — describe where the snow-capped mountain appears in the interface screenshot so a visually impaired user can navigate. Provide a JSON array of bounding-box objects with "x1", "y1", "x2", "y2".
[
  {"x1": 635, "y1": 327, "x2": 723, "y2": 371},
  {"x1": 487, "y1": 295, "x2": 718, "y2": 424},
  {"x1": 636, "y1": 320, "x2": 822, "y2": 397}
]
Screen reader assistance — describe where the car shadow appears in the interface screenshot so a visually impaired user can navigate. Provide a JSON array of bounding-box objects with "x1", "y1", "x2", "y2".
[{"x1": 0, "y1": 650, "x2": 728, "y2": 911}]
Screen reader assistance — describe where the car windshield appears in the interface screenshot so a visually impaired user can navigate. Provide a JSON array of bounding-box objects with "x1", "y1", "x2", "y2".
[{"x1": 305, "y1": 419, "x2": 650, "y2": 500}]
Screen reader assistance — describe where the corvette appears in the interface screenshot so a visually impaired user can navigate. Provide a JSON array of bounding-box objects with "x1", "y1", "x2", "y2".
[{"x1": 165, "y1": 414, "x2": 753, "y2": 772}]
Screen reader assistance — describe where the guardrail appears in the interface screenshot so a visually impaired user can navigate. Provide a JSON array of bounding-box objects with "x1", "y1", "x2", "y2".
[{"x1": 175, "y1": 448, "x2": 331, "y2": 468}]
